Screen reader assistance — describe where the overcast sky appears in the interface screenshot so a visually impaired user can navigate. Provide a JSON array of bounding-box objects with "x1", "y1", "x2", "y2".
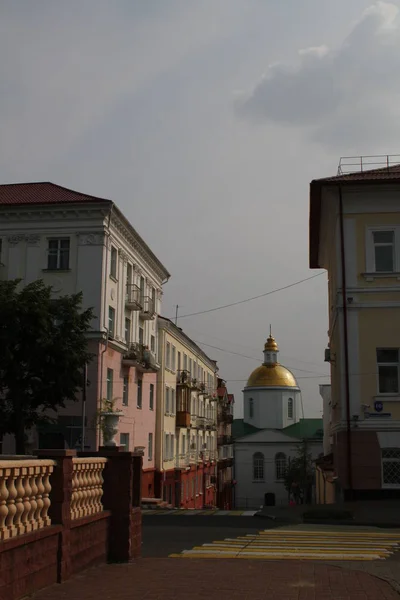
[{"x1": 2, "y1": 1, "x2": 398, "y2": 418}]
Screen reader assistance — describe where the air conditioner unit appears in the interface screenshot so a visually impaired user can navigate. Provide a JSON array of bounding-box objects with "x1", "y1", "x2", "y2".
[{"x1": 324, "y1": 348, "x2": 331, "y2": 362}]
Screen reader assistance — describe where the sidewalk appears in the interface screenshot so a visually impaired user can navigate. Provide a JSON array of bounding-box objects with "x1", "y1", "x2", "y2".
[{"x1": 33, "y1": 559, "x2": 399, "y2": 599}]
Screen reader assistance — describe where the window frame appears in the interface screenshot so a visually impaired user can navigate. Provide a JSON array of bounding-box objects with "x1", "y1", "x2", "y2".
[
  {"x1": 382, "y1": 448, "x2": 400, "y2": 488},
  {"x1": 149, "y1": 383, "x2": 154, "y2": 410},
  {"x1": 122, "y1": 376, "x2": 129, "y2": 406},
  {"x1": 249, "y1": 398, "x2": 254, "y2": 419},
  {"x1": 137, "y1": 378, "x2": 143, "y2": 409},
  {"x1": 47, "y1": 237, "x2": 70, "y2": 271},
  {"x1": 377, "y1": 348, "x2": 399, "y2": 395},
  {"x1": 120, "y1": 432, "x2": 129, "y2": 450},
  {"x1": 366, "y1": 227, "x2": 398, "y2": 273},
  {"x1": 166, "y1": 342, "x2": 171, "y2": 370},
  {"x1": 108, "y1": 306, "x2": 115, "y2": 338},
  {"x1": 106, "y1": 368, "x2": 113, "y2": 401},
  {"x1": 110, "y1": 246, "x2": 118, "y2": 279},
  {"x1": 253, "y1": 452, "x2": 264, "y2": 481},
  {"x1": 125, "y1": 317, "x2": 131, "y2": 345},
  {"x1": 171, "y1": 345, "x2": 176, "y2": 372},
  {"x1": 288, "y1": 397, "x2": 294, "y2": 419},
  {"x1": 275, "y1": 452, "x2": 287, "y2": 480},
  {"x1": 148, "y1": 432, "x2": 153, "y2": 461}
]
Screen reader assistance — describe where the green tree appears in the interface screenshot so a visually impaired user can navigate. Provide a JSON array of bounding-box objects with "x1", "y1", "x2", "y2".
[
  {"x1": 284, "y1": 440, "x2": 314, "y2": 504},
  {"x1": 0, "y1": 279, "x2": 94, "y2": 453}
]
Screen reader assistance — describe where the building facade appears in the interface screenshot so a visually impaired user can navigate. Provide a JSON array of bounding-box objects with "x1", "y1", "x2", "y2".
[
  {"x1": 310, "y1": 157, "x2": 400, "y2": 500},
  {"x1": 155, "y1": 317, "x2": 218, "y2": 508},
  {"x1": 0, "y1": 182, "x2": 169, "y2": 495},
  {"x1": 216, "y1": 380, "x2": 234, "y2": 509},
  {"x1": 233, "y1": 332, "x2": 323, "y2": 508}
]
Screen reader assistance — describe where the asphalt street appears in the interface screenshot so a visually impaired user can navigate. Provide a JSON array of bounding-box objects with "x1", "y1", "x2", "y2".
[{"x1": 142, "y1": 515, "x2": 269, "y2": 557}]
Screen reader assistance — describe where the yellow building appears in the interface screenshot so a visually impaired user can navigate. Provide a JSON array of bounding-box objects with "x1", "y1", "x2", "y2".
[
  {"x1": 155, "y1": 317, "x2": 218, "y2": 507},
  {"x1": 310, "y1": 156, "x2": 400, "y2": 501}
]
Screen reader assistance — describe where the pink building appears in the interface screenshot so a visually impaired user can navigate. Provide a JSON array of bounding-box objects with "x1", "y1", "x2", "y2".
[{"x1": 0, "y1": 183, "x2": 170, "y2": 493}]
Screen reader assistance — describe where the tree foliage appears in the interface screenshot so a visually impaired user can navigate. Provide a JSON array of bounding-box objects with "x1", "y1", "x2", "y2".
[
  {"x1": 0, "y1": 279, "x2": 94, "y2": 453},
  {"x1": 284, "y1": 440, "x2": 314, "y2": 501}
]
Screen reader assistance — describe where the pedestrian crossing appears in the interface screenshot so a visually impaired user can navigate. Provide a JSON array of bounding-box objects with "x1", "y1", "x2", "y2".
[
  {"x1": 143, "y1": 509, "x2": 257, "y2": 517},
  {"x1": 169, "y1": 527, "x2": 400, "y2": 561}
]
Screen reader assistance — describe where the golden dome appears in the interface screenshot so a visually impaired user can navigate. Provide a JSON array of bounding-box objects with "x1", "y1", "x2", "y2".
[
  {"x1": 264, "y1": 334, "x2": 278, "y2": 352},
  {"x1": 246, "y1": 364, "x2": 298, "y2": 388}
]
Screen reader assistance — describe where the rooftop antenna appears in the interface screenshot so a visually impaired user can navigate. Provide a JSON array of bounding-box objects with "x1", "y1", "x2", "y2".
[
  {"x1": 175, "y1": 305, "x2": 179, "y2": 325},
  {"x1": 269, "y1": 324, "x2": 272, "y2": 337}
]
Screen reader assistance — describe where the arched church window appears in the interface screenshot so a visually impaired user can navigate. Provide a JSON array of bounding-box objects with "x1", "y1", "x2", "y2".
[
  {"x1": 288, "y1": 397, "x2": 294, "y2": 419},
  {"x1": 249, "y1": 398, "x2": 254, "y2": 419},
  {"x1": 275, "y1": 452, "x2": 286, "y2": 480},
  {"x1": 253, "y1": 452, "x2": 264, "y2": 480}
]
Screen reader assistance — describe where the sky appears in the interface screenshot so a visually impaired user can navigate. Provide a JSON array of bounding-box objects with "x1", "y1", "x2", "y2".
[{"x1": 1, "y1": 0, "x2": 399, "y2": 418}]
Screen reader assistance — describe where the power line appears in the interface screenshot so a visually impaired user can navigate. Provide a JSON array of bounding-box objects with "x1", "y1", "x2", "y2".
[
  {"x1": 193, "y1": 339, "x2": 328, "y2": 375},
  {"x1": 168, "y1": 272, "x2": 325, "y2": 319}
]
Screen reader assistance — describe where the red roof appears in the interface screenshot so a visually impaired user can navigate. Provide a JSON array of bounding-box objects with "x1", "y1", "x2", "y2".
[
  {"x1": 312, "y1": 163, "x2": 400, "y2": 185},
  {"x1": 0, "y1": 182, "x2": 112, "y2": 206}
]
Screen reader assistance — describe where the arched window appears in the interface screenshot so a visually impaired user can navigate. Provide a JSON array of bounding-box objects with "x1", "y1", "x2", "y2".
[
  {"x1": 253, "y1": 452, "x2": 264, "y2": 480},
  {"x1": 288, "y1": 397, "x2": 294, "y2": 419},
  {"x1": 249, "y1": 398, "x2": 254, "y2": 419},
  {"x1": 275, "y1": 452, "x2": 286, "y2": 480}
]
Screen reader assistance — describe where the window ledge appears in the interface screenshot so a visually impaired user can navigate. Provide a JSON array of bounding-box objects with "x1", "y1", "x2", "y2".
[
  {"x1": 109, "y1": 275, "x2": 118, "y2": 283},
  {"x1": 374, "y1": 395, "x2": 400, "y2": 401},
  {"x1": 42, "y1": 268, "x2": 71, "y2": 273},
  {"x1": 137, "y1": 405, "x2": 142, "y2": 410},
  {"x1": 362, "y1": 272, "x2": 400, "y2": 281}
]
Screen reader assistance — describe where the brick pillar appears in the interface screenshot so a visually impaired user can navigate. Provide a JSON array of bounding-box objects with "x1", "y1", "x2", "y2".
[
  {"x1": 36, "y1": 449, "x2": 76, "y2": 583},
  {"x1": 98, "y1": 447, "x2": 136, "y2": 562},
  {"x1": 132, "y1": 452, "x2": 143, "y2": 507}
]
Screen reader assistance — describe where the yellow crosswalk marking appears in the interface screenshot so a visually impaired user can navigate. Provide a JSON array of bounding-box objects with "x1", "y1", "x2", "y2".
[{"x1": 169, "y1": 527, "x2": 400, "y2": 561}]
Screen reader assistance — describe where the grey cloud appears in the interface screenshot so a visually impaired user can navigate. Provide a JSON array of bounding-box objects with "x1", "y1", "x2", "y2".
[{"x1": 237, "y1": 2, "x2": 400, "y2": 150}]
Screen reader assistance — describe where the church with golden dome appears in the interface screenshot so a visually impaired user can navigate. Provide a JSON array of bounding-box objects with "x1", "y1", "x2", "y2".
[{"x1": 233, "y1": 329, "x2": 323, "y2": 508}]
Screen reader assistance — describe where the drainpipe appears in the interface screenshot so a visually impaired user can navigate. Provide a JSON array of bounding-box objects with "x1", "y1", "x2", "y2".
[
  {"x1": 338, "y1": 186, "x2": 353, "y2": 496},
  {"x1": 98, "y1": 211, "x2": 112, "y2": 447}
]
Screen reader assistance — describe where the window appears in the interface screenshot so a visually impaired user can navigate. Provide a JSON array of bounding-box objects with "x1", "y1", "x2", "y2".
[
  {"x1": 166, "y1": 343, "x2": 171, "y2": 369},
  {"x1": 125, "y1": 318, "x2": 131, "y2": 344},
  {"x1": 139, "y1": 326, "x2": 144, "y2": 345},
  {"x1": 148, "y1": 433, "x2": 153, "y2": 461},
  {"x1": 165, "y1": 386, "x2": 170, "y2": 413},
  {"x1": 288, "y1": 398, "x2": 294, "y2": 419},
  {"x1": 120, "y1": 433, "x2": 129, "y2": 450},
  {"x1": 182, "y1": 434, "x2": 186, "y2": 455},
  {"x1": 171, "y1": 388, "x2": 175, "y2": 414},
  {"x1": 123, "y1": 376, "x2": 129, "y2": 406},
  {"x1": 140, "y1": 276, "x2": 145, "y2": 301},
  {"x1": 249, "y1": 398, "x2": 254, "y2": 419},
  {"x1": 106, "y1": 369, "x2": 113, "y2": 400},
  {"x1": 126, "y1": 263, "x2": 133, "y2": 286},
  {"x1": 108, "y1": 307, "x2": 115, "y2": 338},
  {"x1": 137, "y1": 378, "x2": 143, "y2": 408},
  {"x1": 382, "y1": 448, "x2": 400, "y2": 486},
  {"x1": 183, "y1": 354, "x2": 187, "y2": 371},
  {"x1": 150, "y1": 335, "x2": 155, "y2": 353},
  {"x1": 377, "y1": 348, "x2": 399, "y2": 394},
  {"x1": 110, "y1": 246, "x2": 118, "y2": 278},
  {"x1": 373, "y1": 230, "x2": 395, "y2": 272},
  {"x1": 253, "y1": 452, "x2": 264, "y2": 481},
  {"x1": 172, "y1": 346, "x2": 176, "y2": 372},
  {"x1": 177, "y1": 352, "x2": 181, "y2": 372},
  {"x1": 47, "y1": 238, "x2": 70, "y2": 270},
  {"x1": 149, "y1": 383, "x2": 154, "y2": 410},
  {"x1": 275, "y1": 453, "x2": 286, "y2": 480}
]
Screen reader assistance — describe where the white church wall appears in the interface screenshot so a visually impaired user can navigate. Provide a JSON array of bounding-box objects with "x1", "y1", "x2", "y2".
[
  {"x1": 244, "y1": 388, "x2": 301, "y2": 430},
  {"x1": 234, "y1": 440, "x2": 323, "y2": 509}
]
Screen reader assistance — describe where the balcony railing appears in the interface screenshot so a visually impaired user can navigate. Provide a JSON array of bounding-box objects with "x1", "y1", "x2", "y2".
[
  {"x1": 122, "y1": 343, "x2": 159, "y2": 372},
  {"x1": 177, "y1": 370, "x2": 192, "y2": 387},
  {"x1": 125, "y1": 284, "x2": 142, "y2": 310},
  {"x1": 195, "y1": 416, "x2": 206, "y2": 429},
  {"x1": 205, "y1": 418, "x2": 216, "y2": 430},
  {"x1": 71, "y1": 457, "x2": 107, "y2": 520},
  {"x1": 139, "y1": 296, "x2": 156, "y2": 320}
]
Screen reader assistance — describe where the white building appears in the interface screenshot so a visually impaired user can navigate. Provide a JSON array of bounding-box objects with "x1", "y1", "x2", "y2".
[
  {"x1": 233, "y1": 332, "x2": 323, "y2": 509},
  {"x1": 0, "y1": 182, "x2": 169, "y2": 491}
]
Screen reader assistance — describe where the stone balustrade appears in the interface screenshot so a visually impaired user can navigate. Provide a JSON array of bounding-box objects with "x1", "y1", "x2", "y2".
[
  {"x1": 70, "y1": 457, "x2": 107, "y2": 521},
  {"x1": 0, "y1": 459, "x2": 56, "y2": 540}
]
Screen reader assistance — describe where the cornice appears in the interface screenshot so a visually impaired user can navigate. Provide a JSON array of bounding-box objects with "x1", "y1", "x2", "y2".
[
  {"x1": 110, "y1": 207, "x2": 169, "y2": 282},
  {"x1": 0, "y1": 203, "x2": 109, "y2": 222}
]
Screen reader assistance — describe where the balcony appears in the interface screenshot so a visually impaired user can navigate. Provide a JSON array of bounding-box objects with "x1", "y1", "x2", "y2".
[
  {"x1": 198, "y1": 382, "x2": 206, "y2": 394},
  {"x1": 175, "y1": 453, "x2": 190, "y2": 469},
  {"x1": 205, "y1": 418, "x2": 216, "y2": 430},
  {"x1": 195, "y1": 416, "x2": 206, "y2": 429},
  {"x1": 176, "y1": 410, "x2": 191, "y2": 428},
  {"x1": 177, "y1": 370, "x2": 192, "y2": 387},
  {"x1": 139, "y1": 296, "x2": 156, "y2": 320},
  {"x1": 122, "y1": 343, "x2": 159, "y2": 372},
  {"x1": 125, "y1": 284, "x2": 142, "y2": 310}
]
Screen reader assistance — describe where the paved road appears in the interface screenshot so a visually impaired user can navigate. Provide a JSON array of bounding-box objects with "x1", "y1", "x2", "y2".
[{"x1": 142, "y1": 515, "x2": 266, "y2": 557}]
